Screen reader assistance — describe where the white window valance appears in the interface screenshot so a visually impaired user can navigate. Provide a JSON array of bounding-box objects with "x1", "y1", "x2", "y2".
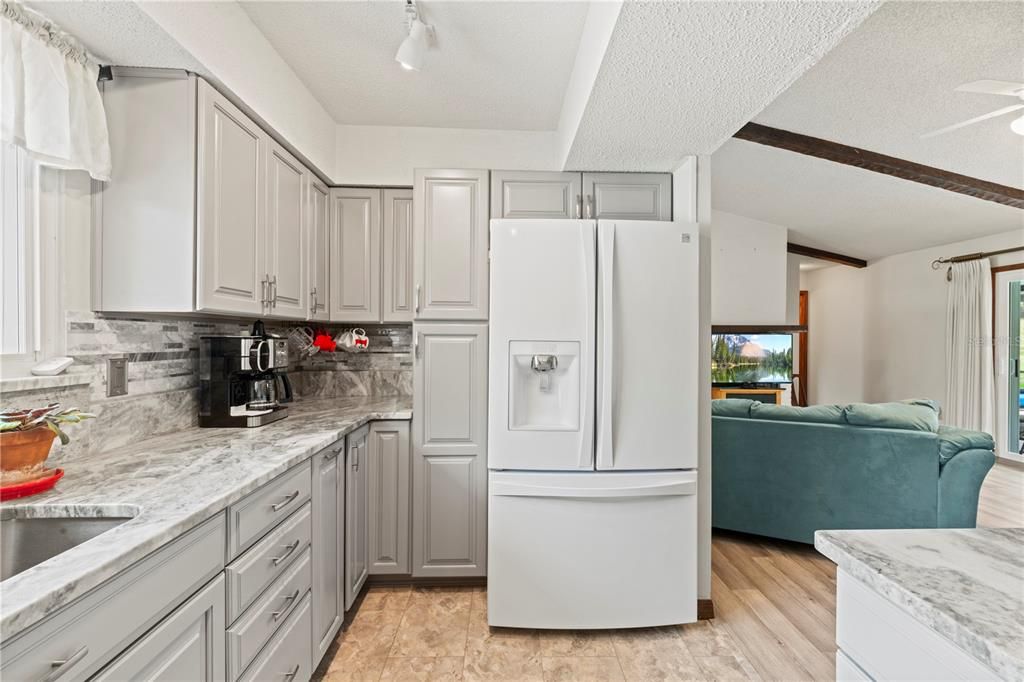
[{"x1": 1, "y1": 1, "x2": 110, "y2": 181}]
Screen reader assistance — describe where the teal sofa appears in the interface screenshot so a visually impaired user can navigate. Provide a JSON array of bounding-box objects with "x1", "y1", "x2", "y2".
[{"x1": 712, "y1": 399, "x2": 995, "y2": 543}]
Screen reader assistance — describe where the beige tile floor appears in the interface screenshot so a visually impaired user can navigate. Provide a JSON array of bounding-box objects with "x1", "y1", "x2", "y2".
[{"x1": 318, "y1": 586, "x2": 759, "y2": 681}]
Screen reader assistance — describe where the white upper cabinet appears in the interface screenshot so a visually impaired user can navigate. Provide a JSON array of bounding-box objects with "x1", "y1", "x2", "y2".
[
  {"x1": 491, "y1": 170, "x2": 582, "y2": 219},
  {"x1": 330, "y1": 187, "x2": 381, "y2": 323},
  {"x1": 265, "y1": 139, "x2": 307, "y2": 319},
  {"x1": 487, "y1": 171, "x2": 672, "y2": 222},
  {"x1": 583, "y1": 172, "x2": 672, "y2": 221},
  {"x1": 413, "y1": 169, "x2": 490, "y2": 321},
  {"x1": 382, "y1": 188, "x2": 414, "y2": 323},
  {"x1": 307, "y1": 180, "x2": 331, "y2": 321},
  {"x1": 95, "y1": 71, "x2": 323, "y2": 319},
  {"x1": 196, "y1": 80, "x2": 266, "y2": 316}
]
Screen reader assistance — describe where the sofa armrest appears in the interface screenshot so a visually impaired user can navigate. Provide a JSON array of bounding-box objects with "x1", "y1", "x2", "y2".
[
  {"x1": 937, "y1": 448, "x2": 995, "y2": 527},
  {"x1": 937, "y1": 425, "x2": 995, "y2": 467}
]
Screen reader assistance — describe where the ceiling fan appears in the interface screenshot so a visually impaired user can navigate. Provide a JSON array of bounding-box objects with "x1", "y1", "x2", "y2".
[{"x1": 921, "y1": 80, "x2": 1024, "y2": 138}]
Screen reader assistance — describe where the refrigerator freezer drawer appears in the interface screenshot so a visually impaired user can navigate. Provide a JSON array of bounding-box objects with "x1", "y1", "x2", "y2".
[{"x1": 487, "y1": 470, "x2": 697, "y2": 629}]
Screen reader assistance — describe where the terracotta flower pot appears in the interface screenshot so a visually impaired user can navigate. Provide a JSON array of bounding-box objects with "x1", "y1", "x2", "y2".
[{"x1": 0, "y1": 428, "x2": 57, "y2": 472}]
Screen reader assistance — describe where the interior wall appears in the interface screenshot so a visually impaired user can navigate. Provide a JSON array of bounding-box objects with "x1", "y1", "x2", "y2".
[
  {"x1": 863, "y1": 229, "x2": 1023, "y2": 405},
  {"x1": 334, "y1": 125, "x2": 560, "y2": 186},
  {"x1": 801, "y1": 265, "x2": 868, "y2": 405},
  {"x1": 802, "y1": 228, "x2": 1023, "y2": 408},
  {"x1": 710, "y1": 210, "x2": 789, "y2": 325},
  {"x1": 137, "y1": 1, "x2": 338, "y2": 179}
]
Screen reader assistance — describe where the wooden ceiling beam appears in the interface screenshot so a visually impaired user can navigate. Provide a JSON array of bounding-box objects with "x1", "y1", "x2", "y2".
[
  {"x1": 787, "y1": 242, "x2": 868, "y2": 268},
  {"x1": 733, "y1": 122, "x2": 1024, "y2": 210}
]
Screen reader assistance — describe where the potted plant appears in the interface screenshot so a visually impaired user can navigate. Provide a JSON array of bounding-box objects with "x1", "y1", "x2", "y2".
[{"x1": 0, "y1": 403, "x2": 94, "y2": 474}]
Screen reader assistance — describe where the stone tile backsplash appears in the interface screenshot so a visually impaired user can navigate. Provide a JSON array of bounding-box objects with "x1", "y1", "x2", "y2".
[{"x1": 1, "y1": 312, "x2": 412, "y2": 463}]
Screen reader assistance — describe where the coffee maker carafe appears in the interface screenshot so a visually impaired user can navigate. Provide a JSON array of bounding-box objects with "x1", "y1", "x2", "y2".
[{"x1": 199, "y1": 331, "x2": 292, "y2": 428}]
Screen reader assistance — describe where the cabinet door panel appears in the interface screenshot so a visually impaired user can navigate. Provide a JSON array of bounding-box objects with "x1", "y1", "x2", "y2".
[
  {"x1": 308, "y1": 181, "x2": 330, "y2": 321},
  {"x1": 490, "y1": 170, "x2": 582, "y2": 219},
  {"x1": 93, "y1": 576, "x2": 225, "y2": 682},
  {"x1": 266, "y1": 140, "x2": 306, "y2": 318},
  {"x1": 414, "y1": 170, "x2": 489, "y2": 321},
  {"x1": 331, "y1": 188, "x2": 381, "y2": 322},
  {"x1": 583, "y1": 172, "x2": 672, "y2": 221},
  {"x1": 345, "y1": 426, "x2": 369, "y2": 609},
  {"x1": 311, "y1": 443, "x2": 344, "y2": 664},
  {"x1": 412, "y1": 323, "x2": 487, "y2": 577},
  {"x1": 196, "y1": 81, "x2": 265, "y2": 315},
  {"x1": 368, "y1": 421, "x2": 411, "y2": 574},
  {"x1": 383, "y1": 188, "x2": 414, "y2": 322}
]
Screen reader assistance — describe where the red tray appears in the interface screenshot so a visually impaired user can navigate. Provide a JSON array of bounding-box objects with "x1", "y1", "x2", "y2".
[{"x1": 1, "y1": 468, "x2": 64, "y2": 502}]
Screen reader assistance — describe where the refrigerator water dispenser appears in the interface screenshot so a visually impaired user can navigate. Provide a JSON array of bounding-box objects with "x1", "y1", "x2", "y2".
[{"x1": 508, "y1": 341, "x2": 580, "y2": 431}]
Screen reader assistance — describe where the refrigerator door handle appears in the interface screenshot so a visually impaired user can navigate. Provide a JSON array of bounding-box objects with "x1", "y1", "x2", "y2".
[
  {"x1": 491, "y1": 479, "x2": 697, "y2": 498},
  {"x1": 579, "y1": 222, "x2": 597, "y2": 469},
  {"x1": 596, "y1": 222, "x2": 614, "y2": 469}
]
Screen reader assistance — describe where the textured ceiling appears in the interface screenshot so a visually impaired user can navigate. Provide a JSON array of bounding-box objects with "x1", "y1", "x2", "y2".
[
  {"x1": 753, "y1": 1, "x2": 1024, "y2": 188},
  {"x1": 238, "y1": 1, "x2": 588, "y2": 130},
  {"x1": 25, "y1": 1, "x2": 200, "y2": 71},
  {"x1": 712, "y1": 139, "x2": 1023, "y2": 262},
  {"x1": 564, "y1": 1, "x2": 880, "y2": 171}
]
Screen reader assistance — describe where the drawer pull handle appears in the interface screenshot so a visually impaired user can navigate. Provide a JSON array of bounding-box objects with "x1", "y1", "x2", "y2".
[
  {"x1": 43, "y1": 645, "x2": 89, "y2": 682},
  {"x1": 271, "y1": 589, "x2": 301, "y2": 620},
  {"x1": 272, "y1": 540, "x2": 301, "y2": 566},
  {"x1": 283, "y1": 664, "x2": 301, "y2": 680},
  {"x1": 325, "y1": 445, "x2": 342, "y2": 460},
  {"x1": 271, "y1": 490, "x2": 300, "y2": 512}
]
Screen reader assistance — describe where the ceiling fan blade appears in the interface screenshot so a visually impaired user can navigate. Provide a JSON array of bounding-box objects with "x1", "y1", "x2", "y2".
[
  {"x1": 920, "y1": 104, "x2": 1024, "y2": 138},
  {"x1": 955, "y1": 80, "x2": 1024, "y2": 97}
]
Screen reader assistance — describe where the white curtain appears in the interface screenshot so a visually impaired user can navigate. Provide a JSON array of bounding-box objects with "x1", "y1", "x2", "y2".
[
  {"x1": 945, "y1": 259, "x2": 995, "y2": 436},
  {"x1": 1, "y1": 1, "x2": 110, "y2": 181}
]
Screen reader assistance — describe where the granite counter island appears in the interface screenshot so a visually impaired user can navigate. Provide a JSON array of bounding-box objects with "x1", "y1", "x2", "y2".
[
  {"x1": 0, "y1": 396, "x2": 411, "y2": 641},
  {"x1": 816, "y1": 527, "x2": 1024, "y2": 681}
]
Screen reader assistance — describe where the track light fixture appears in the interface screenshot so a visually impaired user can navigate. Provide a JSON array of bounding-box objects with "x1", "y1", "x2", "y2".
[{"x1": 396, "y1": 0, "x2": 433, "y2": 72}]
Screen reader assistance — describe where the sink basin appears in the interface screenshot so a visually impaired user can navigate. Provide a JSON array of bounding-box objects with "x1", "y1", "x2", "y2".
[{"x1": 1, "y1": 507, "x2": 135, "y2": 582}]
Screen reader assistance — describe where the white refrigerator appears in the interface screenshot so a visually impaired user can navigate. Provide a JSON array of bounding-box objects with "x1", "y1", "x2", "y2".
[{"x1": 487, "y1": 219, "x2": 700, "y2": 629}]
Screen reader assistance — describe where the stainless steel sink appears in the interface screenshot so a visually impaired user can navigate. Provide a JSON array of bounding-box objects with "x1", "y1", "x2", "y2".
[{"x1": 1, "y1": 508, "x2": 135, "y2": 582}]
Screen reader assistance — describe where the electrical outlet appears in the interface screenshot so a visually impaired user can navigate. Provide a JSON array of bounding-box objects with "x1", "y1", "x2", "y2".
[{"x1": 107, "y1": 358, "x2": 128, "y2": 397}]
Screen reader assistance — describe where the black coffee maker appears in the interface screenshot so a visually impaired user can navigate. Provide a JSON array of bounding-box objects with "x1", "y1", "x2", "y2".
[{"x1": 198, "y1": 321, "x2": 293, "y2": 428}]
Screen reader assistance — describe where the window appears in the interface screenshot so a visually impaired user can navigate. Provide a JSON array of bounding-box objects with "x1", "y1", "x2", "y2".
[{"x1": 1, "y1": 141, "x2": 64, "y2": 377}]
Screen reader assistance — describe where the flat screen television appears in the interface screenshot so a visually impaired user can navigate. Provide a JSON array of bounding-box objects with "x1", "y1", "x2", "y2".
[{"x1": 711, "y1": 333, "x2": 793, "y2": 386}]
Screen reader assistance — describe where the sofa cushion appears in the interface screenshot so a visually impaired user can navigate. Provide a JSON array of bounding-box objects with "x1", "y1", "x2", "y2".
[
  {"x1": 937, "y1": 425, "x2": 996, "y2": 465},
  {"x1": 844, "y1": 399, "x2": 940, "y2": 432},
  {"x1": 711, "y1": 399, "x2": 753, "y2": 418},
  {"x1": 748, "y1": 402, "x2": 846, "y2": 425}
]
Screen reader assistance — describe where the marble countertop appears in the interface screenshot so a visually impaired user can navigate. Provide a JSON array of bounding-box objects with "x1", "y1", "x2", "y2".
[
  {"x1": 0, "y1": 396, "x2": 411, "y2": 640},
  {"x1": 815, "y1": 527, "x2": 1024, "y2": 680}
]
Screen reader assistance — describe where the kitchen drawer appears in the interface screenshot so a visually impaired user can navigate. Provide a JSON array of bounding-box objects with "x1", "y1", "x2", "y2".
[
  {"x1": 0, "y1": 513, "x2": 225, "y2": 681},
  {"x1": 836, "y1": 569, "x2": 997, "y2": 681},
  {"x1": 238, "y1": 591, "x2": 312, "y2": 682},
  {"x1": 93, "y1": 575, "x2": 225, "y2": 681},
  {"x1": 227, "y1": 547, "x2": 311, "y2": 681},
  {"x1": 226, "y1": 502, "x2": 311, "y2": 622},
  {"x1": 228, "y1": 462, "x2": 311, "y2": 559}
]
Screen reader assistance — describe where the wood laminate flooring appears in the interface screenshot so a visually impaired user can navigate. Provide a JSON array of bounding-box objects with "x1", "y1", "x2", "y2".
[{"x1": 318, "y1": 462, "x2": 1022, "y2": 681}]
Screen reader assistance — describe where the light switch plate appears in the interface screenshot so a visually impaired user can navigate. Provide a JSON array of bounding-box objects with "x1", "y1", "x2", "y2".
[{"x1": 107, "y1": 358, "x2": 128, "y2": 397}]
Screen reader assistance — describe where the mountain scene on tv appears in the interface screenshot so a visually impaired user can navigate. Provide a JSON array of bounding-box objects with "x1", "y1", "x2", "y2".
[{"x1": 711, "y1": 334, "x2": 793, "y2": 384}]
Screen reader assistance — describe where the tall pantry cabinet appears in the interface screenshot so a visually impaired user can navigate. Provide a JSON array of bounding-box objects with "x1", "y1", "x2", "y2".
[{"x1": 411, "y1": 169, "x2": 489, "y2": 578}]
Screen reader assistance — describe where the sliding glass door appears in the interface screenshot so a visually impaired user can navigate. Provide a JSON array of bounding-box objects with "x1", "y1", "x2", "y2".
[{"x1": 995, "y1": 272, "x2": 1023, "y2": 462}]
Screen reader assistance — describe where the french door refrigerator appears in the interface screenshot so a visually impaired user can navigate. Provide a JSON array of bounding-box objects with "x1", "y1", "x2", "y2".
[{"x1": 487, "y1": 219, "x2": 699, "y2": 629}]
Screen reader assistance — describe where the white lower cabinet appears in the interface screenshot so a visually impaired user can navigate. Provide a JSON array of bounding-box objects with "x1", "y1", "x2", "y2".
[
  {"x1": 412, "y1": 323, "x2": 488, "y2": 577},
  {"x1": 237, "y1": 593, "x2": 312, "y2": 682},
  {"x1": 835, "y1": 569, "x2": 999, "y2": 681},
  {"x1": 345, "y1": 424, "x2": 371, "y2": 609},
  {"x1": 95, "y1": 575, "x2": 226, "y2": 682},
  {"x1": 311, "y1": 440, "x2": 345, "y2": 664},
  {"x1": 368, "y1": 421, "x2": 411, "y2": 574}
]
